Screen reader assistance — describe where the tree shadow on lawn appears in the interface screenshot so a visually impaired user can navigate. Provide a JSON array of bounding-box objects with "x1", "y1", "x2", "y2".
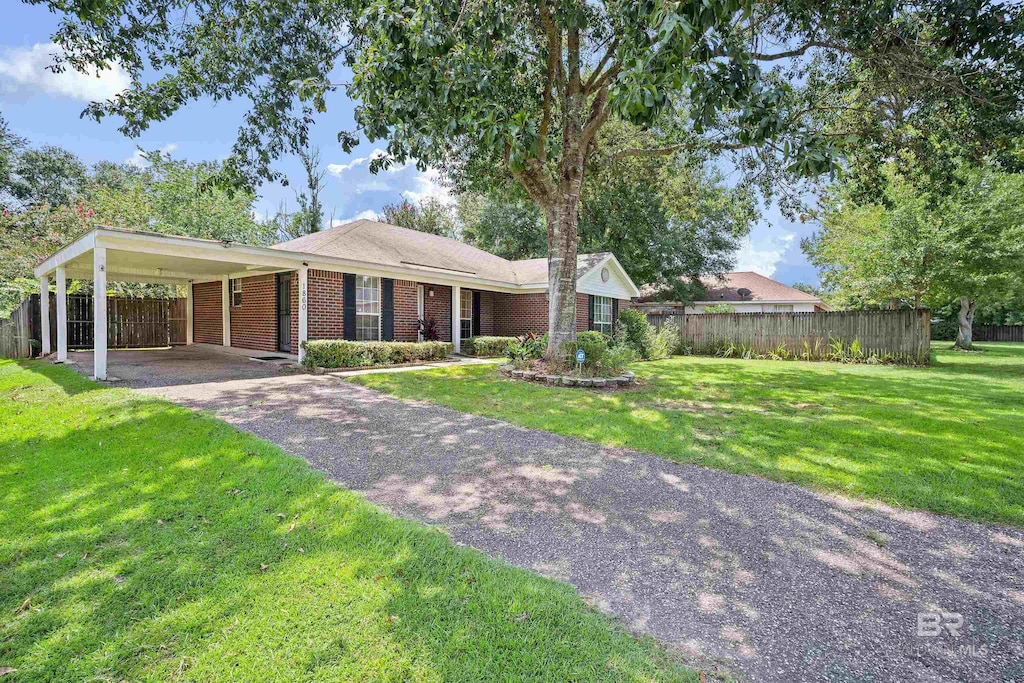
[
  {"x1": 0, "y1": 387, "x2": 689, "y2": 682},
  {"x1": 599, "y1": 359, "x2": 1024, "y2": 526}
]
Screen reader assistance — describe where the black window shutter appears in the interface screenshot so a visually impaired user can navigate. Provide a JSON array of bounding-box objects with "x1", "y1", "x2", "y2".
[
  {"x1": 382, "y1": 278, "x2": 395, "y2": 341},
  {"x1": 343, "y1": 273, "x2": 356, "y2": 340},
  {"x1": 588, "y1": 295, "x2": 595, "y2": 331},
  {"x1": 472, "y1": 291, "x2": 481, "y2": 338},
  {"x1": 612, "y1": 298, "x2": 619, "y2": 327}
]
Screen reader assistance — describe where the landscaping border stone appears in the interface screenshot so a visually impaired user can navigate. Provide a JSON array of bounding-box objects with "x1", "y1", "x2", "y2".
[{"x1": 497, "y1": 364, "x2": 635, "y2": 390}]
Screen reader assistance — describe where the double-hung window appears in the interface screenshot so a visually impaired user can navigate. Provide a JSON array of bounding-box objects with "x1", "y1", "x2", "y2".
[
  {"x1": 460, "y1": 290, "x2": 473, "y2": 339},
  {"x1": 592, "y1": 295, "x2": 613, "y2": 334},
  {"x1": 230, "y1": 278, "x2": 242, "y2": 307},
  {"x1": 355, "y1": 275, "x2": 380, "y2": 341}
]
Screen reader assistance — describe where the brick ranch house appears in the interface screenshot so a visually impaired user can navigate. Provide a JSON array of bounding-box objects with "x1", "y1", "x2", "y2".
[{"x1": 33, "y1": 220, "x2": 639, "y2": 379}]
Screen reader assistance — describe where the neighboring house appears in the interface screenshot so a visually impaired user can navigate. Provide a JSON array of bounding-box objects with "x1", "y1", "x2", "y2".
[
  {"x1": 32, "y1": 220, "x2": 639, "y2": 379},
  {"x1": 635, "y1": 271, "x2": 829, "y2": 314}
]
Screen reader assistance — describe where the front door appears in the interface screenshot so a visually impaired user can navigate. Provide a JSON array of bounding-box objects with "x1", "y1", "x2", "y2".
[{"x1": 277, "y1": 273, "x2": 292, "y2": 353}]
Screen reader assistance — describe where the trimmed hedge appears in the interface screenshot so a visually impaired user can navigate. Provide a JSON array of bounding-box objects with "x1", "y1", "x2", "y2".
[
  {"x1": 302, "y1": 340, "x2": 454, "y2": 369},
  {"x1": 463, "y1": 336, "x2": 518, "y2": 357}
]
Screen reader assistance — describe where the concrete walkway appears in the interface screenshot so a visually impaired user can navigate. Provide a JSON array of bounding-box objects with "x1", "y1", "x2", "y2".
[{"x1": 81, "y1": 349, "x2": 1023, "y2": 681}]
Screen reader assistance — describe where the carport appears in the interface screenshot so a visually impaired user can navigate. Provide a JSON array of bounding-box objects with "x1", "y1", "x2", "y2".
[{"x1": 33, "y1": 226, "x2": 312, "y2": 379}]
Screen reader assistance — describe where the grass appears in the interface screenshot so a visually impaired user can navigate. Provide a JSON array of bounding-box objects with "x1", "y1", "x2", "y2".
[
  {"x1": 0, "y1": 360, "x2": 693, "y2": 682},
  {"x1": 352, "y1": 343, "x2": 1024, "y2": 527}
]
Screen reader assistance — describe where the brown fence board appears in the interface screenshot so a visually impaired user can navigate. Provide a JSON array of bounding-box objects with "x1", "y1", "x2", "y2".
[
  {"x1": 974, "y1": 325, "x2": 1024, "y2": 342},
  {"x1": 66, "y1": 295, "x2": 186, "y2": 349},
  {"x1": 0, "y1": 298, "x2": 33, "y2": 358},
  {"x1": 645, "y1": 309, "x2": 931, "y2": 365}
]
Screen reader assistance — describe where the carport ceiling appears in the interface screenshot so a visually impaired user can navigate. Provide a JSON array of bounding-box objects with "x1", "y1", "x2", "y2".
[{"x1": 61, "y1": 248, "x2": 285, "y2": 284}]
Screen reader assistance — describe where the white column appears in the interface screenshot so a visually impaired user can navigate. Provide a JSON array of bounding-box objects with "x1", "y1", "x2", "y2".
[
  {"x1": 55, "y1": 265, "x2": 67, "y2": 362},
  {"x1": 451, "y1": 284, "x2": 461, "y2": 353},
  {"x1": 93, "y1": 247, "x2": 107, "y2": 380},
  {"x1": 39, "y1": 274, "x2": 50, "y2": 355},
  {"x1": 298, "y1": 266, "x2": 308, "y2": 363},
  {"x1": 221, "y1": 275, "x2": 231, "y2": 347},
  {"x1": 186, "y1": 280, "x2": 194, "y2": 345}
]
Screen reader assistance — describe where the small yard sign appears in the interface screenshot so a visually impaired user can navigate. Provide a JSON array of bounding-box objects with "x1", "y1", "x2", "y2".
[{"x1": 575, "y1": 349, "x2": 585, "y2": 369}]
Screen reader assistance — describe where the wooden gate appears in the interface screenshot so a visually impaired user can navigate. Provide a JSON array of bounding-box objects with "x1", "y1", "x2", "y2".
[{"x1": 66, "y1": 296, "x2": 187, "y2": 349}]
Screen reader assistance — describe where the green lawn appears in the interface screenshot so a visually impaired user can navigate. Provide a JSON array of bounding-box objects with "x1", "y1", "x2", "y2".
[
  {"x1": 353, "y1": 343, "x2": 1024, "y2": 527},
  {"x1": 0, "y1": 360, "x2": 692, "y2": 682}
]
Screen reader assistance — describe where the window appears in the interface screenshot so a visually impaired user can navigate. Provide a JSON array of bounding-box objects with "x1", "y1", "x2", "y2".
[
  {"x1": 355, "y1": 275, "x2": 380, "y2": 341},
  {"x1": 770, "y1": 304, "x2": 794, "y2": 313},
  {"x1": 593, "y1": 295, "x2": 613, "y2": 334},
  {"x1": 230, "y1": 278, "x2": 242, "y2": 307},
  {"x1": 460, "y1": 290, "x2": 473, "y2": 340}
]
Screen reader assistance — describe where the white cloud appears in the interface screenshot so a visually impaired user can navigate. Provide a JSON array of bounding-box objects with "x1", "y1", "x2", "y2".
[
  {"x1": 733, "y1": 233, "x2": 795, "y2": 277},
  {"x1": 331, "y1": 209, "x2": 379, "y2": 226},
  {"x1": 401, "y1": 167, "x2": 454, "y2": 205},
  {"x1": 125, "y1": 143, "x2": 178, "y2": 168},
  {"x1": 0, "y1": 42, "x2": 130, "y2": 102},
  {"x1": 324, "y1": 149, "x2": 454, "y2": 221}
]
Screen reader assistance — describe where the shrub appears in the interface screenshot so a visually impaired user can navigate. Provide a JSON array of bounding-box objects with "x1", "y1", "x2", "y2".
[
  {"x1": 618, "y1": 308, "x2": 655, "y2": 359},
  {"x1": 418, "y1": 317, "x2": 441, "y2": 341},
  {"x1": 704, "y1": 303, "x2": 737, "y2": 314},
  {"x1": 504, "y1": 332, "x2": 546, "y2": 369},
  {"x1": 601, "y1": 344, "x2": 637, "y2": 373},
  {"x1": 931, "y1": 318, "x2": 958, "y2": 341},
  {"x1": 463, "y1": 336, "x2": 518, "y2": 357},
  {"x1": 302, "y1": 340, "x2": 454, "y2": 368},
  {"x1": 561, "y1": 330, "x2": 609, "y2": 369}
]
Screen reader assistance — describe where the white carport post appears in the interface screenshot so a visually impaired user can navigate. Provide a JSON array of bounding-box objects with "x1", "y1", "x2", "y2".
[
  {"x1": 451, "y1": 284, "x2": 461, "y2": 353},
  {"x1": 186, "y1": 280, "x2": 194, "y2": 345},
  {"x1": 39, "y1": 274, "x2": 50, "y2": 355},
  {"x1": 298, "y1": 265, "x2": 308, "y2": 363},
  {"x1": 221, "y1": 274, "x2": 231, "y2": 347},
  {"x1": 93, "y1": 246, "x2": 107, "y2": 380},
  {"x1": 55, "y1": 265, "x2": 67, "y2": 362}
]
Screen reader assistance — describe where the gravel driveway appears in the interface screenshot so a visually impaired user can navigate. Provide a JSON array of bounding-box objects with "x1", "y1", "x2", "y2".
[{"x1": 85, "y1": 348, "x2": 1024, "y2": 682}]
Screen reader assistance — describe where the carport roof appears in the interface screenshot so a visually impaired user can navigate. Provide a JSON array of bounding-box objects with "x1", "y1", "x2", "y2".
[{"x1": 34, "y1": 223, "x2": 639, "y2": 296}]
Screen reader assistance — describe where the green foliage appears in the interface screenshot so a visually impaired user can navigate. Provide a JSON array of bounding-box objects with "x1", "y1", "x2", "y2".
[
  {"x1": 503, "y1": 333, "x2": 547, "y2": 369},
  {"x1": 703, "y1": 303, "x2": 737, "y2": 314},
  {"x1": 382, "y1": 197, "x2": 458, "y2": 238},
  {"x1": 691, "y1": 337, "x2": 906, "y2": 365},
  {"x1": 463, "y1": 336, "x2": 517, "y2": 357},
  {"x1": 2, "y1": 144, "x2": 86, "y2": 209},
  {"x1": 301, "y1": 340, "x2": 453, "y2": 368},
  {"x1": 805, "y1": 161, "x2": 1024, "y2": 312},
  {"x1": 618, "y1": 308, "x2": 656, "y2": 360},
  {"x1": 458, "y1": 191, "x2": 547, "y2": 260},
  {"x1": 558, "y1": 330, "x2": 638, "y2": 375}
]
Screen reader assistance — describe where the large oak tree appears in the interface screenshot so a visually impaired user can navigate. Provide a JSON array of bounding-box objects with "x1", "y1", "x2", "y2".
[{"x1": 34, "y1": 0, "x2": 1024, "y2": 352}]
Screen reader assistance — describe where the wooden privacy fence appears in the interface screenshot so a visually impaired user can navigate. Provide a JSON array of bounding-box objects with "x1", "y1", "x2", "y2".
[
  {"x1": 974, "y1": 324, "x2": 1024, "y2": 342},
  {"x1": 658, "y1": 309, "x2": 931, "y2": 365},
  {"x1": 66, "y1": 295, "x2": 187, "y2": 349},
  {"x1": 0, "y1": 297, "x2": 34, "y2": 359}
]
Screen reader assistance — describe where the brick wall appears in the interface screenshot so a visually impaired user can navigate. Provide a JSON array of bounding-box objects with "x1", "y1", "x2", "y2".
[
  {"x1": 491, "y1": 291, "x2": 629, "y2": 337},
  {"x1": 230, "y1": 274, "x2": 277, "y2": 352},
  {"x1": 395, "y1": 280, "x2": 419, "y2": 341},
  {"x1": 422, "y1": 283, "x2": 452, "y2": 342},
  {"x1": 575, "y1": 292, "x2": 590, "y2": 333},
  {"x1": 193, "y1": 281, "x2": 223, "y2": 344},
  {"x1": 477, "y1": 290, "x2": 497, "y2": 336},
  {"x1": 308, "y1": 269, "x2": 345, "y2": 340}
]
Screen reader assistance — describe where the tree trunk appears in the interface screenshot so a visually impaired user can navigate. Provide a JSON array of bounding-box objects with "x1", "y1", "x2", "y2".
[
  {"x1": 544, "y1": 192, "x2": 581, "y2": 360},
  {"x1": 954, "y1": 296, "x2": 976, "y2": 349}
]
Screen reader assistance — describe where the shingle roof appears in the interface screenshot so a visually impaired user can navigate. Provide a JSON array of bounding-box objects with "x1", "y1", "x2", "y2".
[
  {"x1": 511, "y1": 251, "x2": 612, "y2": 286},
  {"x1": 273, "y1": 219, "x2": 609, "y2": 287},
  {"x1": 640, "y1": 271, "x2": 822, "y2": 303}
]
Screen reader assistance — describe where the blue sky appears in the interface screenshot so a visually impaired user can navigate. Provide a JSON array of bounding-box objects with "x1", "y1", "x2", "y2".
[{"x1": 1, "y1": 2, "x2": 819, "y2": 285}]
